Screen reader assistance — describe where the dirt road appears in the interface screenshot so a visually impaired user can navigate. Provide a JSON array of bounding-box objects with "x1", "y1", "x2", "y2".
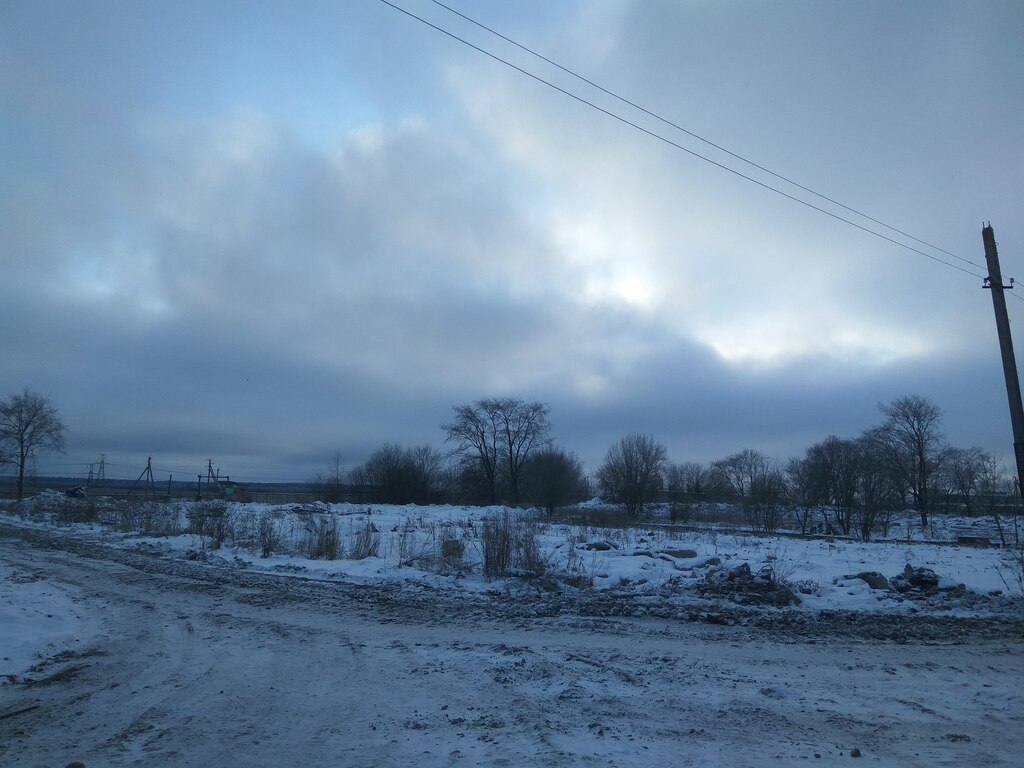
[{"x1": 1, "y1": 525, "x2": 1022, "y2": 767}]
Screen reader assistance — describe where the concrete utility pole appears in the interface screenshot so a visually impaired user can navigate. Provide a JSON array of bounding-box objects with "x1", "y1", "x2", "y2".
[{"x1": 982, "y1": 223, "x2": 1024, "y2": 493}]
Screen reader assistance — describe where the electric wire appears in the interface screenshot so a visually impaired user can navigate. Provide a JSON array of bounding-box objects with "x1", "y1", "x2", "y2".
[
  {"x1": 427, "y1": 0, "x2": 986, "y2": 274},
  {"x1": 15, "y1": 458, "x2": 317, "y2": 485},
  {"x1": 377, "y1": 0, "x2": 989, "y2": 282}
]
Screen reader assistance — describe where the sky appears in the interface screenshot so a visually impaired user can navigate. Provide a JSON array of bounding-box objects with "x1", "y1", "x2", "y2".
[{"x1": 1, "y1": 0, "x2": 1023, "y2": 484}]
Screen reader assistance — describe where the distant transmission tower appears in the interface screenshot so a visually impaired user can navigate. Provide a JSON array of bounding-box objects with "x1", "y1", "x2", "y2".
[
  {"x1": 206, "y1": 459, "x2": 222, "y2": 493},
  {"x1": 87, "y1": 454, "x2": 106, "y2": 487}
]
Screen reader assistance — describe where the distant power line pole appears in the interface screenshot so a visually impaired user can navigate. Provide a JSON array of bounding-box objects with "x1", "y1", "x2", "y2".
[
  {"x1": 982, "y1": 223, "x2": 1024, "y2": 493},
  {"x1": 128, "y1": 457, "x2": 156, "y2": 498}
]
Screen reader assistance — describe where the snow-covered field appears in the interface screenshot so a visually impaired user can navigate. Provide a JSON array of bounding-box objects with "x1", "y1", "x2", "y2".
[
  {"x1": 1, "y1": 495, "x2": 1022, "y2": 766},
  {"x1": 3, "y1": 495, "x2": 1021, "y2": 617}
]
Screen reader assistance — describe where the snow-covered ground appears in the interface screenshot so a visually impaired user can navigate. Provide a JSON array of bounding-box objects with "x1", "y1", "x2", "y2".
[
  {"x1": 0, "y1": 560, "x2": 100, "y2": 683},
  {"x1": 2, "y1": 495, "x2": 1021, "y2": 630},
  {"x1": 1, "y1": 496, "x2": 1022, "y2": 766}
]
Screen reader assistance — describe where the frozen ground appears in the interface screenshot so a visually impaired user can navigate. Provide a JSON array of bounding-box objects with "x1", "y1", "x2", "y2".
[
  {"x1": 1, "y1": 498, "x2": 1023, "y2": 766},
  {"x1": 2, "y1": 497, "x2": 1021, "y2": 611}
]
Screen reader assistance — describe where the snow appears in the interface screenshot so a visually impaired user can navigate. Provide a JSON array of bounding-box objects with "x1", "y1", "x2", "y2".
[
  {"x1": 0, "y1": 499, "x2": 1018, "y2": 612},
  {"x1": 0, "y1": 497, "x2": 1019, "y2": 680},
  {"x1": 0, "y1": 559, "x2": 99, "y2": 681},
  {"x1": 0, "y1": 496, "x2": 1022, "y2": 767}
]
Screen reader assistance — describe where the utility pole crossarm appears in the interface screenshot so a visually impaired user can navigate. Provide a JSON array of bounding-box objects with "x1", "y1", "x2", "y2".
[
  {"x1": 982, "y1": 223, "x2": 1024, "y2": 494},
  {"x1": 983, "y1": 277, "x2": 1014, "y2": 289}
]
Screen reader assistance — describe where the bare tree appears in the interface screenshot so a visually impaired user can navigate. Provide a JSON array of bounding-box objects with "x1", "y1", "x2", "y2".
[
  {"x1": 596, "y1": 434, "x2": 667, "y2": 517},
  {"x1": 831, "y1": 437, "x2": 862, "y2": 536},
  {"x1": 785, "y1": 456, "x2": 822, "y2": 535},
  {"x1": 666, "y1": 461, "x2": 712, "y2": 499},
  {"x1": 493, "y1": 398, "x2": 551, "y2": 504},
  {"x1": 942, "y1": 447, "x2": 996, "y2": 516},
  {"x1": 0, "y1": 389, "x2": 66, "y2": 501},
  {"x1": 360, "y1": 443, "x2": 406, "y2": 504},
  {"x1": 855, "y1": 430, "x2": 901, "y2": 540},
  {"x1": 443, "y1": 400, "x2": 502, "y2": 504},
  {"x1": 712, "y1": 449, "x2": 771, "y2": 499},
  {"x1": 749, "y1": 467, "x2": 788, "y2": 533},
  {"x1": 876, "y1": 395, "x2": 945, "y2": 526},
  {"x1": 443, "y1": 398, "x2": 550, "y2": 505},
  {"x1": 409, "y1": 444, "x2": 446, "y2": 497},
  {"x1": 802, "y1": 436, "x2": 861, "y2": 536},
  {"x1": 311, "y1": 450, "x2": 347, "y2": 502},
  {"x1": 356, "y1": 443, "x2": 446, "y2": 505},
  {"x1": 796, "y1": 429, "x2": 906, "y2": 541},
  {"x1": 522, "y1": 447, "x2": 586, "y2": 516}
]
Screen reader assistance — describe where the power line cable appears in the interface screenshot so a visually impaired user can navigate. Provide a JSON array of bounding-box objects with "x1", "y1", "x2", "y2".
[
  {"x1": 428, "y1": 0, "x2": 986, "y2": 274},
  {"x1": 376, "y1": 0, "x2": 988, "y2": 281}
]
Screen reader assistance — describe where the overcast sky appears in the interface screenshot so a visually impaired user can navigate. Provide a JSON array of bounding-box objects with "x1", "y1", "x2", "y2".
[{"x1": 2, "y1": 0, "x2": 1023, "y2": 483}]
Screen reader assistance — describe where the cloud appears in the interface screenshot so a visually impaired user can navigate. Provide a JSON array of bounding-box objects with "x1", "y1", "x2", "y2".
[
  {"x1": 1, "y1": 1, "x2": 1021, "y2": 481},
  {"x1": 446, "y1": 0, "x2": 1020, "y2": 340}
]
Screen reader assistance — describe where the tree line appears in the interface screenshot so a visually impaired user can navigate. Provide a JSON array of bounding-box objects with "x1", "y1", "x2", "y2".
[
  {"x1": 2, "y1": 388, "x2": 1013, "y2": 536},
  {"x1": 599, "y1": 395, "x2": 1010, "y2": 539},
  {"x1": 321, "y1": 397, "x2": 589, "y2": 514},
  {"x1": 325, "y1": 394, "x2": 1012, "y2": 540}
]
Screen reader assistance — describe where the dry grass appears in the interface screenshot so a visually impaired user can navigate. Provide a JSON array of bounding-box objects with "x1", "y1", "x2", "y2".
[
  {"x1": 258, "y1": 512, "x2": 283, "y2": 558},
  {"x1": 350, "y1": 522, "x2": 380, "y2": 560},
  {"x1": 188, "y1": 501, "x2": 230, "y2": 549},
  {"x1": 480, "y1": 512, "x2": 550, "y2": 578},
  {"x1": 306, "y1": 515, "x2": 341, "y2": 560},
  {"x1": 481, "y1": 512, "x2": 513, "y2": 577}
]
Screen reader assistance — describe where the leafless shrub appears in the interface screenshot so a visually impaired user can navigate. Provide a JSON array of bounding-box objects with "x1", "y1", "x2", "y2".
[
  {"x1": 20, "y1": 490, "x2": 98, "y2": 525},
  {"x1": 559, "y1": 544, "x2": 604, "y2": 589},
  {"x1": 668, "y1": 502, "x2": 692, "y2": 524},
  {"x1": 992, "y1": 498, "x2": 1022, "y2": 548},
  {"x1": 258, "y1": 513, "x2": 283, "y2": 558},
  {"x1": 559, "y1": 572, "x2": 593, "y2": 589},
  {"x1": 306, "y1": 515, "x2": 341, "y2": 560},
  {"x1": 762, "y1": 544, "x2": 797, "y2": 586},
  {"x1": 393, "y1": 520, "x2": 470, "y2": 573},
  {"x1": 481, "y1": 511, "x2": 513, "y2": 577},
  {"x1": 995, "y1": 515, "x2": 1024, "y2": 595},
  {"x1": 998, "y1": 547, "x2": 1024, "y2": 596},
  {"x1": 547, "y1": 505, "x2": 641, "y2": 530},
  {"x1": 111, "y1": 499, "x2": 145, "y2": 532},
  {"x1": 188, "y1": 501, "x2": 230, "y2": 549},
  {"x1": 479, "y1": 512, "x2": 550, "y2": 578},
  {"x1": 397, "y1": 529, "x2": 433, "y2": 567},
  {"x1": 106, "y1": 499, "x2": 183, "y2": 536},
  {"x1": 52, "y1": 497, "x2": 98, "y2": 525},
  {"x1": 440, "y1": 536, "x2": 465, "y2": 565},
  {"x1": 350, "y1": 522, "x2": 379, "y2": 560},
  {"x1": 513, "y1": 521, "x2": 548, "y2": 576},
  {"x1": 147, "y1": 501, "x2": 185, "y2": 536}
]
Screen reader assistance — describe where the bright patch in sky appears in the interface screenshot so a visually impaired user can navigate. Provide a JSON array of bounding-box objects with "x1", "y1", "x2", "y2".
[
  {"x1": 58, "y1": 245, "x2": 171, "y2": 320},
  {"x1": 699, "y1": 320, "x2": 936, "y2": 367}
]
